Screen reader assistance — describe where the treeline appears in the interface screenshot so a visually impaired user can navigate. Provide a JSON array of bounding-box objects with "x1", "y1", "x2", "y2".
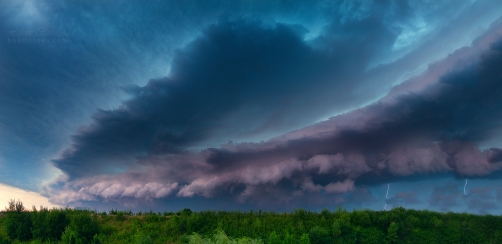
[
  {"x1": 1, "y1": 199, "x2": 502, "y2": 243},
  {"x1": 0, "y1": 200, "x2": 100, "y2": 244}
]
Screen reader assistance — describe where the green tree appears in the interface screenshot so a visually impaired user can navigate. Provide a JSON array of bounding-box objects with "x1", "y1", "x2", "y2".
[
  {"x1": 31, "y1": 207, "x2": 48, "y2": 241},
  {"x1": 61, "y1": 225, "x2": 79, "y2": 244},
  {"x1": 360, "y1": 227, "x2": 384, "y2": 244},
  {"x1": 296, "y1": 221, "x2": 305, "y2": 236},
  {"x1": 213, "y1": 229, "x2": 231, "y2": 244},
  {"x1": 253, "y1": 218, "x2": 262, "y2": 237},
  {"x1": 91, "y1": 234, "x2": 102, "y2": 244},
  {"x1": 3, "y1": 199, "x2": 32, "y2": 241},
  {"x1": 0, "y1": 235, "x2": 9, "y2": 244},
  {"x1": 308, "y1": 226, "x2": 331, "y2": 244},
  {"x1": 352, "y1": 211, "x2": 371, "y2": 228},
  {"x1": 299, "y1": 233, "x2": 311, "y2": 244},
  {"x1": 386, "y1": 222, "x2": 399, "y2": 244},
  {"x1": 283, "y1": 233, "x2": 295, "y2": 244},
  {"x1": 332, "y1": 220, "x2": 342, "y2": 238},
  {"x1": 133, "y1": 231, "x2": 153, "y2": 244},
  {"x1": 187, "y1": 232, "x2": 204, "y2": 244},
  {"x1": 338, "y1": 210, "x2": 351, "y2": 235},
  {"x1": 267, "y1": 231, "x2": 281, "y2": 244},
  {"x1": 292, "y1": 209, "x2": 307, "y2": 224},
  {"x1": 61, "y1": 212, "x2": 99, "y2": 243},
  {"x1": 32, "y1": 208, "x2": 69, "y2": 242}
]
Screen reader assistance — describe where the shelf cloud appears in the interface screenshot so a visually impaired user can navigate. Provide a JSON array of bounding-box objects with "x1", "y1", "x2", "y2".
[{"x1": 2, "y1": 0, "x2": 502, "y2": 213}]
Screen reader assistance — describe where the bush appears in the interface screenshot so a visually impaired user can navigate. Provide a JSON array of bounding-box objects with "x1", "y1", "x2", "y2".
[
  {"x1": 115, "y1": 212, "x2": 126, "y2": 221},
  {"x1": 61, "y1": 226, "x2": 79, "y2": 244},
  {"x1": 188, "y1": 230, "x2": 263, "y2": 244},
  {"x1": 187, "y1": 232, "x2": 205, "y2": 244},
  {"x1": 32, "y1": 208, "x2": 69, "y2": 241},
  {"x1": 61, "y1": 212, "x2": 99, "y2": 243},
  {"x1": 31, "y1": 208, "x2": 48, "y2": 240},
  {"x1": 4, "y1": 203, "x2": 32, "y2": 242},
  {"x1": 213, "y1": 229, "x2": 231, "y2": 244}
]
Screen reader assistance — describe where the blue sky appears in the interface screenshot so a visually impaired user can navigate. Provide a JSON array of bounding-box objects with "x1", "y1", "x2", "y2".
[{"x1": 2, "y1": 0, "x2": 502, "y2": 214}]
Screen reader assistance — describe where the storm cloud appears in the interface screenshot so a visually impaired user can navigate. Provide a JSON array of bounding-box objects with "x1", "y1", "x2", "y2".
[
  {"x1": 2, "y1": 0, "x2": 502, "y2": 212},
  {"x1": 47, "y1": 19, "x2": 502, "y2": 209}
]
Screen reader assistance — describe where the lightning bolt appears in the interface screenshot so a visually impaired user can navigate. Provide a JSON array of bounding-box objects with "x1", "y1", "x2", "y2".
[
  {"x1": 384, "y1": 183, "x2": 390, "y2": 211},
  {"x1": 464, "y1": 179, "x2": 467, "y2": 195}
]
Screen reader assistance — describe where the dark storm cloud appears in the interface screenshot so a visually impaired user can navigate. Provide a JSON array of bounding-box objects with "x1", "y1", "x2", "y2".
[
  {"x1": 49, "y1": 32, "x2": 502, "y2": 207},
  {"x1": 2, "y1": 0, "x2": 338, "y2": 189},
  {"x1": 51, "y1": 6, "x2": 408, "y2": 178},
  {"x1": 51, "y1": 19, "x2": 318, "y2": 177},
  {"x1": 49, "y1": 0, "x2": 502, "y2": 181},
  {"x1": 0, "y1": 0, "x2": 220, "y2": 189},
  {"x1": 8, "y1": 0, "x2": 493, "y2": 210}
]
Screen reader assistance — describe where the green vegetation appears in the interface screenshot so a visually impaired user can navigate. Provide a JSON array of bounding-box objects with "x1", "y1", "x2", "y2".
[{"x1": 1, "y1": 199, "x2": 502, "y2": 243}]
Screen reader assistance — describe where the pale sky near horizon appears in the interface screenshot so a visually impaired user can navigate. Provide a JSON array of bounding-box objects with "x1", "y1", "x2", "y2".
[{"x1": 0, "y1": 184, "x2": 61, "y2": 211}]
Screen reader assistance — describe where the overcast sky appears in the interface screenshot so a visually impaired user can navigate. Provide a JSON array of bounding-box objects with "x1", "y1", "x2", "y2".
[{"x1": 2, "y1": 0, "x2": 502, "y2": 213}]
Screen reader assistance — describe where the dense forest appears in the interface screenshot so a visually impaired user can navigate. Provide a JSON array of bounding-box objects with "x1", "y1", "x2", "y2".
[{"x1": 1, "y1": 199, "x2": 502, "y2": 244}]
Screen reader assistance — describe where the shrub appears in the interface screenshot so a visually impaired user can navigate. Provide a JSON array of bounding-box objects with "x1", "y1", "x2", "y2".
[
  {"x1": 61, "y1": 212, "x2": 99, "y2": 243},
  {"x1": 213, "y1": 229, "x2": 231, "y2": 244},
  {"x1": 61, "y1": 226, "x2": 79, "y2": 244},
  {"x1": 32, "y1": 208, "x2": 69, "y2": 241},
  {"x1": 187, "y1": 232, "x2": 206, "y2": 244},
  {"x1": 115, "y1": 212, "x2": 126, "y2": 221}
]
